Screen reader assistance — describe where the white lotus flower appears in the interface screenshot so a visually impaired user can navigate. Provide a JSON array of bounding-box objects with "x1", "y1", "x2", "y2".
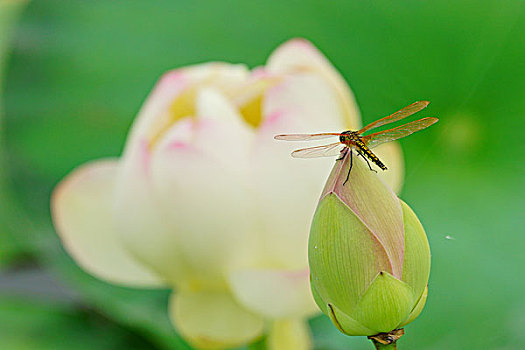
[{"x1": 51, "y1": 39, "x2": 403, "y2": 349}]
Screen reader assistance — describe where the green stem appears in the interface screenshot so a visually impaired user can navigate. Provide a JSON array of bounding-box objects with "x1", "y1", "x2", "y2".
[{"x1": 370, "y1": 340, "x2": 398, "y2": 350}]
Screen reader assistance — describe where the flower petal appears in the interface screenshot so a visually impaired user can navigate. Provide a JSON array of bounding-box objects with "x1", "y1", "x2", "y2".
[
  {"x1": 353, "y1": 272, "x2": 414, "y2": 333},
  {"x1": 148, "y1": 120, "x2": 259, "y2": 287},
  {"x1": 399, "y1": 285, "x2": 428, "y2": 327},
  {"x1": 400, "y1": 200, "x2": 431, "y2": 298},
  {"x1": 326, "y1": 303, "x2": 376, "y2": 336},
  {"x1": 267, "y1": 38, "x2": 361, "y2": 129},
  {"x1": 310, "y1": 279, "x2": 327, "y2": 315},
  {"x1": 194, "y1": 87, "x2": 254, "y2": 170},
  {"x1": 246, "y1": 73, "x2": 349, "y2": 268},
  {"x1": 51, "y1": 160, "x2": 164, "y2": 287},
  {"x1": 263, "y1": 72, "x2": 347, "y2": 132},
  {"x1": 228, "y1": 269, "x2": 318, "y2": 319},
  {"x1": 125, "y1": 62, "x2": 249, "y2": 152},
  {"x1": 309, "y1": 194, "x2": 393, "y2": 314},
  {"x1": 113, "y1": 65, "x2": 254, "y2": 288},
  {"x1": 169, "y1": 291, "x2": 264, "y2": 349},
  {"x1": 321, "y1": 152, "x2": 405, "y2": 278},
  {"x1": 267, "y1": 319, "x2": 312, "y2": 350},
  {"x1": 113, "y1": 131, "x2": 195, "y2": 286}
]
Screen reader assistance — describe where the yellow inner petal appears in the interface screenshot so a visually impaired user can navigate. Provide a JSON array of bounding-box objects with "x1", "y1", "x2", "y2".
[
  {"x1": 146, "y1": 76, "x2": 278, "y2": 150},
  {"x1": 235, "y1": 77, "x2": 278, "y2": 127},
  {"x1": 146, "y1": 87, "x2": 197, "y2": 149}
]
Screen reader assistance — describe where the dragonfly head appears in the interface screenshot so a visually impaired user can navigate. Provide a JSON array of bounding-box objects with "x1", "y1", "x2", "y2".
[{"x1": 339, "y1": 130, "x2": 358, "y2": 144}]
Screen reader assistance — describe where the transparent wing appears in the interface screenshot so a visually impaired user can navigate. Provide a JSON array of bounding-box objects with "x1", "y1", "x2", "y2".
[
  {"x1": 274, "y1": 133, "x2": 342, "y2": 141},
  {"x1": 362, "y1": 117, "x2": 439, "y2": 149},
  {"x1": 359, "y1": 101, "x2": 430, "y2": 134},
  {"x1": 291, "y1": 142, "x2": 344, "y2": 158}
]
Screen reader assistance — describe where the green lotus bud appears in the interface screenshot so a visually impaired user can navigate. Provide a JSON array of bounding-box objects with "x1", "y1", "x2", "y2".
[{"x1": 309, "y1": 151, "x2": 430, "y2": 338}]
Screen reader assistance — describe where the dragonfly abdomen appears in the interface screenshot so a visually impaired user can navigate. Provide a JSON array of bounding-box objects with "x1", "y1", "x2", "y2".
[{"x1": 355, "y1": 142, "x2": 387, "y2": 170}]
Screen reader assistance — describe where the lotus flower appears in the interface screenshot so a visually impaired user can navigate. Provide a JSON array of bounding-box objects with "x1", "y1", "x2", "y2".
[
  {"x1": 51, "y1": 39, "x2": 403, "y2": 349},
  {"x1": 309, "y1": 150, "x2": 431, "y2": 337}
]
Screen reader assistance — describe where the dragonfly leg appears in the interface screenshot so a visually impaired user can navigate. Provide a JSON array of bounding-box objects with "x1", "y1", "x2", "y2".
[
  {"x1": 343, "y1": 150, "x2": 353, "y2": 186},
  {"x1": 357, "y1": 149, "x2": 378, "y2": 173},
  {"x1": 336, "y1": 147, "x2": 348, "y2": 161}
]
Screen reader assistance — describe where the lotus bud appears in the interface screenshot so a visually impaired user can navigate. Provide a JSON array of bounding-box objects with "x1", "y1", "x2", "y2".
[{"x1": 308, "y1": 151, "x2": 430, "y2": 339}]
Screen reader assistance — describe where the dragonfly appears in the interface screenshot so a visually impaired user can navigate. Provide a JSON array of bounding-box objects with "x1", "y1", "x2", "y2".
[{"x1": 274, "y1": 101, "x2": 438, "y2": 185}]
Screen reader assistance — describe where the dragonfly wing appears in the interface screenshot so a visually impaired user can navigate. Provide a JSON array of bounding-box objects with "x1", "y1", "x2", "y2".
[
  {"x1": 291, "y1": 142, "x2": 344, "y2": 158},
  {"x1": 274, "y1": 133, "x2": 341, "y2": 141},
  {"x1": 359, "y1": 101, "x2": 430, "y2": 134},
  {"x1": 363, "y1": 117, "x2": 438, "y2": 149}
]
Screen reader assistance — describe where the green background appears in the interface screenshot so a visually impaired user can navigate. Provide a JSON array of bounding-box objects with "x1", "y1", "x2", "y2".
[{"x1": 1, "y1": 1, "x2": 524, "y2": 349}]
